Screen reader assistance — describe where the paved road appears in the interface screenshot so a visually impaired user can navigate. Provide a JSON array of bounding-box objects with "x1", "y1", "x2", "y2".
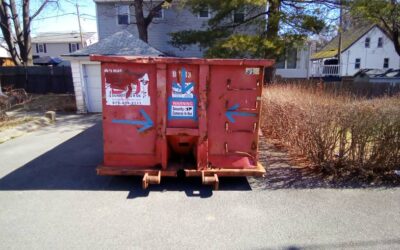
[{"x1": 0, "y1": 114, "x2": 399, "y2": 249}]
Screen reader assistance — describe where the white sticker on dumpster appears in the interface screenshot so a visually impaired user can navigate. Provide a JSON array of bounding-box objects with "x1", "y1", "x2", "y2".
[
  {"x1": 171, "y1": 100, "x2": 194, "y2": 117},
  {"x1": 105, "y1": 73, "x2": 150, "y2": 106},
  {"x1": 245, "y1": 67, "x2": 260, "y2": 75},
  {"x1": 168, "y1": 98, "x2": 197, "y2": 120}
]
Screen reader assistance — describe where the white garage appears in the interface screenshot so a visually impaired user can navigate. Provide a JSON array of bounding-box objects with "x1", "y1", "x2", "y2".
[
  {"x1": 63, "y1": 30, "x2": 164, "y2": 113},
  {"x1": 67, "y1": 58, "x2": 102, "y2": 113},
  {"x1": 82, "y1": 64, "x2": 102, "y2": 112}
]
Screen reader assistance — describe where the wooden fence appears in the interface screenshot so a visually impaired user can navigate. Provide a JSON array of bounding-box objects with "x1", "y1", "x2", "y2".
[
  {"x1": 0, "y1": 66, "x2": 74, "y2": 94},
  {"x1": 322, "y1": 79, "x2": 400, "y2": 97}
]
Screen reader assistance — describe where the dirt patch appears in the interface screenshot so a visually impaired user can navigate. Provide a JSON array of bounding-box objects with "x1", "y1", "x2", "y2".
[
  {"x1": 10, "y1": 94, "x2": 76, "y2": 113},
  {"x1": 0, "y1": 93, "x2": 76, "y2": 142}
]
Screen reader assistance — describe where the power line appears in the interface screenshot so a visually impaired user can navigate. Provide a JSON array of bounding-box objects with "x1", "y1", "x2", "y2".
[
  {"x1": 80, "y1": 13, "x2": 96, "y2": 18},
  {"x1": 34, "y1": 13, "x2": 75, "y2": 20}
]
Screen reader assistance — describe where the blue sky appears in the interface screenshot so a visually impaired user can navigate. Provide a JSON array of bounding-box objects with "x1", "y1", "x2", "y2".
[{"x1": 31, "y1": 0, "x2": 97, "y2": 35}]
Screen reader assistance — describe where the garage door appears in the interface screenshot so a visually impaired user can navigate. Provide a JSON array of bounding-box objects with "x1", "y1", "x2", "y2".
[{"x1": 83, "y1": 64, "x2": 102, "y2": 112}]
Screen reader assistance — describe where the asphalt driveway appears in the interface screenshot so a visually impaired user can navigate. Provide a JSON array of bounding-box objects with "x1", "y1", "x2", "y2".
[{"x1": 0, "y1": 114, "x2": 399, "y2": 249}]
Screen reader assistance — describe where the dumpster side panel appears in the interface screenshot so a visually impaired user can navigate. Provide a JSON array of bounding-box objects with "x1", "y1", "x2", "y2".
[
  {"x1": 208, "y1": 65, "x2": 262, "y2": 168},
  {"x1": 102, "y1": 62, "x2": 159, "y2": 167}
]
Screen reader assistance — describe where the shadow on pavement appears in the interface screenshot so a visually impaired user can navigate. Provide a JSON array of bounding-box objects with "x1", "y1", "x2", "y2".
[{"x1": 0, "y1": 122, "x2": 251, "y2": 198}]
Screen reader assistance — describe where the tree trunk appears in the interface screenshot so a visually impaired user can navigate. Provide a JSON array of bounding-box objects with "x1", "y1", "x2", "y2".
[
  {"x1": 266, "y1": 0, "x2": 281, "y2": 40},
  {"x1": 0, "y1": 0, "x2": 50, "y2": 66},
  {"x1": 391, "y1": 29, "x2": 400, "y2": 56},
  {"x1": 0, "y1": 1, "x2": 21, "y2": 65},
  {"x1": 134, "y1": 0, "x2": 149, "y2": 42},
  {"x1": 22, "y1": 0, "x2": 33, "y2": 65},
  {"x1": 10, "y1": 0, "x2": 27, "y2": 64}
]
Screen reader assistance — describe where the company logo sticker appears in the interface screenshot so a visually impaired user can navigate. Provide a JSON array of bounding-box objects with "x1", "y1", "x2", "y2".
[{"x1": 105, "y1": 70, "x2": 150, "y2": 106}]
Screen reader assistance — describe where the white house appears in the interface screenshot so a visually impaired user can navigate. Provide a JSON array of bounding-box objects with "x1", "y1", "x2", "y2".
[
  {"x1": 32, "y1": 32, "x2": 98, "y2": 58},
  {"x1": 310, "y1": 24, "x2": 400, "y2": 77},
  {"x1": 0, "y1": 45, "x2": 13, "y2": 66}
]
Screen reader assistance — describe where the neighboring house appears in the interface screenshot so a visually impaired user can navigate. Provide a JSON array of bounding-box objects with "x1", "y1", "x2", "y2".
[
  {"x1": 310, "y1": 24, "x2": 400, "y2": 77},
  {"x1": 94, "y1": 0, "x2": 263, "y2": 57},
  {"x1": 63, "y1": 1, "x2": 266, "y2": 113},
  {"x1": 275, "y1": 41, "x2": 317, "y2": 79},
  {"x1": 62, "y1": 30, "x2": 164, "y2": 113},
  {"x1": 32, "y1": 32, "x2": 98, "y2": 58},
  {"x1": 0, "y1": 46, "x2": 14, "y2": 66}
]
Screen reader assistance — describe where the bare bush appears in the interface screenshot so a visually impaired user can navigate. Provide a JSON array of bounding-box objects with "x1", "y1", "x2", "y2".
[{"x1": 262, "y1": 84, "x2": 400, "y2": 178}]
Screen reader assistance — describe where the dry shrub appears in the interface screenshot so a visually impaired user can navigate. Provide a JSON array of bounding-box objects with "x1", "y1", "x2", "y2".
[{"x1": 262, "y1": 84, "x2": 400, "y2": 177}]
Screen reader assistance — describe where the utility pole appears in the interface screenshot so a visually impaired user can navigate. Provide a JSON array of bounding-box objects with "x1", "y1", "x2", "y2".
[
  {"x1": 337, "y1": 0, "x2": 343, "y2": 75},
  {"x1": 76, "y1": 3, "x2": 84, "y2": 48}
]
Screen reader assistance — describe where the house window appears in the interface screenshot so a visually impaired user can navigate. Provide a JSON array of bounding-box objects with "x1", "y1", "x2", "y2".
[
  {"x1": 275, "y1": 56, "x2": 285, "y2": 69},
  {"x1": 286, "y1": 48, "x2": 297, "y2": 69},
  {"x1": 69, "y1": 43, "x2": 80, "y2": 53},
  {"x1": 153, "y1": 9, "x2": 164, "y2": 19},
  {"x1": 383, "y1": 58, "x2": 389, "y2": 68},
  {"x1": 198, "y1": 5, "x2": 210, "y2": 18},
  {"x1": 355, "y1": 58, "x2": 361, "y2": 69},
  {"x1": 378, "y1": 37, "x2": 383, "y2": 48},
  {"x1": 36, "y1": 43, "x2": 47, "y2": 53},
  {"x1": 233, "y1": 7, "x2": 245, "y2": 23},
  {"x1": 275, "y1": 48, "x2": 297, "y2": 69},
  {"x1": 365, "y1": 37, "x2": 370, "y2": 48},
  {"x1": 117, "y1": 5, "x2": 129, "y2": 25}
]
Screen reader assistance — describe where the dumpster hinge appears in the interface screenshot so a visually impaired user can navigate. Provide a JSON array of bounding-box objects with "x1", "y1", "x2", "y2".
[
  {"x1": 142, "y1": 171, "x2": 161, "y2": 189},
  {"x1": 202, "y1": 171, "x2": 219, "y2": 190}
]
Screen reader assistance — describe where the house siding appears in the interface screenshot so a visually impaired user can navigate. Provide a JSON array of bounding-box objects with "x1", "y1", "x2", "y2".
[
  {"x1": 70, "y1": 60, "x2": 86, "y2": 113},
  {"x1": 97, "y1": 2, "x2": 207, "y2": 57},
  {"x1": 340, "y1": 27, "x2": 400, "y2": 76},
  {"x1": 33, "y1": 43, "x2": 74, "y2": 57},
  {"x1": 96, "y1": 2, "x2": 265, "y2": 57},
  {"x1": 276, "y1": 46, "x2": 311, "y2": 78},
  {"x1": 33, "y1": 34, "x2": 98, "y2": 58}
]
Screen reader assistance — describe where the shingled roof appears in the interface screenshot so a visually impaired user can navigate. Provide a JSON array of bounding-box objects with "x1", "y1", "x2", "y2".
[
  {"x1": 33, "y1": 32, "x2": 96, "y2": 43},
  {"x1": 65, "y1": 30, "x2": 164, "y2": 57},
  {"x1": 311, "y1": 24, "x2": 380, "y2": 60}
]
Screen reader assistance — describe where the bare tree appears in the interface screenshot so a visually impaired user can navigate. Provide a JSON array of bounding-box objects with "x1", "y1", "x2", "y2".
[
  {"x1": 0, "y1": 0, "x2": 58, "y2": 66},
  {"x1": 132, "y1": 0, "x2": 173, "y2": 42}
]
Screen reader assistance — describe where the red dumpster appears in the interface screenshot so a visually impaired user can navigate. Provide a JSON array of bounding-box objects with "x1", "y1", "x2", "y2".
[{"x1": 90, "y1": 56, "x2": 274, "y2": 189}]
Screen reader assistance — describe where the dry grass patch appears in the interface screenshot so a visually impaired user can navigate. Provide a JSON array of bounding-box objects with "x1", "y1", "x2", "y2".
[
  {"x1": 0, "y1": 116, "x2": 38, "y2": 132},
  {"x1": 262, "y1": 84, "x2": 400, "y2": 183}
]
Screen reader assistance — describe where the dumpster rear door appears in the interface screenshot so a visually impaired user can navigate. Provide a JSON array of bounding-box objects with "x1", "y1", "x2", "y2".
[
  {"x1": 208, "y1": 65, "x2": 262, "y2": 169},
  {"x1": 102, "y1": 62, "x2": 159, "y2": 167}
]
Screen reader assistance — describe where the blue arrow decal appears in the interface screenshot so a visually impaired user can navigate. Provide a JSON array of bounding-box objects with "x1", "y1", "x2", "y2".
[
  {"x1": 225, "y1": 104, "x2": 257, "y2": 123},
  {"x1": 172, "y1": 67, "x2": 194, "y2": 94},
  {"x1": 112, "y1": 109, "x2": 154, "y2": 133}
]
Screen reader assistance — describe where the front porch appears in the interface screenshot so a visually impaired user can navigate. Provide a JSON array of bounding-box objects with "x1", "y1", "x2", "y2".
[{"x1": 310, "y1": 60, "x2": 342, "y2": 77}]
